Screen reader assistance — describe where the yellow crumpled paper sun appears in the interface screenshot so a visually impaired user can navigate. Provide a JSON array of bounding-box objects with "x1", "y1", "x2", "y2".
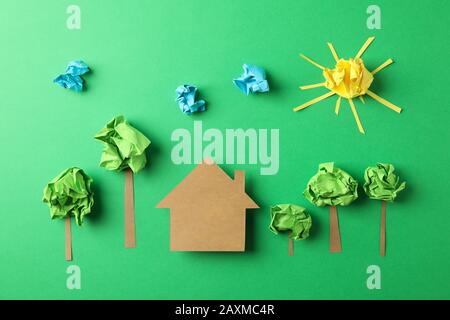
[
  {"x1": 323, "y1": 58, "x2": 373, "y2": 98},
  {"x1": 294, "y1": 37, "x2": 402, "y2": 134}
]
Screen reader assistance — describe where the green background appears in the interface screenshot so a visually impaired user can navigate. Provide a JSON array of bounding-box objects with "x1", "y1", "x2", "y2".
[{"x1": 1, "y1": 0, "x2": 449, "y2": 299}]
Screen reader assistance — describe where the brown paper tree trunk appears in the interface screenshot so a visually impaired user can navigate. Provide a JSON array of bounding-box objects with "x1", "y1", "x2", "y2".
[
  {"x1": 288, "y1": 231, "x2": 294, "y2": 256},
  {"x1": 380, "y1": 201, "x2": 386, "y2": 256},
  {"x1": 124, "y1": 168, "x2": 136, "y2": 248},
  {"x1": 329, "y1": 206, "x2": 342, "y2": 253},
  {"x1": 65, "y1": 216, "x2": 72, "y2": 261}
]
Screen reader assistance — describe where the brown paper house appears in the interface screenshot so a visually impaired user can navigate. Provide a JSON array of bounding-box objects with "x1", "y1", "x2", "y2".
[{"x1": 156, "y1": 160, "x2": 259, "y2": 251}]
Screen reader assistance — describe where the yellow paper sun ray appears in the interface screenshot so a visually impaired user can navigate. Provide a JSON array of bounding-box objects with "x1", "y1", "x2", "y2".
[
  {"x1": 348, "y1": 98, "x2": 365, "y2": 134},
  {"x1": 293, "y1": 91, "x2": 335, "y2": 112},
  {"x1": 335, "y1": 96, "x2": 342, "y2": 115},
  {"x1": 299, "y1": 83, "x2": 325, "y2": 90},
  {"x1": 366, "y1": 90, "x2": 402, "y2": 113},
  {"x1": 300, "y1": 54, "x2": 325, "y2": 70},
  {"x1": 327, "y1": 43, "x2": 339, "y2": 62},
  {"x1": 372, "y1": 58, "x2": 394, "y2": 75},
  {"x1": 359, "y1": 96, "x2": 365, "y2": 104},
  {"x1": 355, "y1": 36, "x2": 375, "y2": 59}
]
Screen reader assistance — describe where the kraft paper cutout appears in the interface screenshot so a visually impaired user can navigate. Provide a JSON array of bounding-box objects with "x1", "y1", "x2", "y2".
[
  {"x1": 42, "y1": 167, "x2": 94, "y2": 261},
  {"x1": 269, "y1": 204, "x2": 312, "y2": 256},
  {"x1": 65, "y1": 216, "x2": 72, "y2": 261},
  {"x1": 156, "y1": 159, "x2": 259, "y2": 251},
  {"x1": 380, "y1": 201, "x2": 386, "y2": 257},
  {"x1": 329, "y1": 206, "x2": 341, "y2": 253},
  {"x1": 294, "y1": 37, "x2": 402, "y2": 134},
  {"x1": 95, "y1": 115, "x2": 151, "y2": 248},
  {"x1": 364, "y1": 163, "x2": 406, "y2": 256},
  {"x1": 124, "y1": 168, "x2": 136, "y2": 248},
  {"x1": 304, "y1": 163, "x2": 358, "y2": 253},
  {"x1": 288, "y1": 232, "x2": 294, "y2": 256}
]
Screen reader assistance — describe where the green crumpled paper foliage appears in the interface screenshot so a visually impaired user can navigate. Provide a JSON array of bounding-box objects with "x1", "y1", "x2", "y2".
[
  {"x1": 94, "y1": 115, "x2": 151, "y2": 173},
  {"x1": 364, "y1": 163, "x2": 406, "y2": 201},
  {"x1": 269, "y1": 204, "x2": 312, "y2": 240},
  {"x1": 304, "y1": 162, "x2": 358, "y2": 207},
  {"x1": 42, "y1": 167, "x2": 94, "y2": 226}
]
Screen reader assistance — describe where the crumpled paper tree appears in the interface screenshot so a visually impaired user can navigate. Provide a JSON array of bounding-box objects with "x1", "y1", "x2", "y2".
[
  {"x1": 304, "y1": 163, "x2": 358, "y2": 253},
  {"x1": 95, "y1": 115, "x2": 151, "y2": 248},
  {"x1": 270, "y1": 204, "x2": 312, "y2": 256},
  {"x1": 304, "y1": 163, "x2": 358, "y2": 207},
  {"x1": 294, "y1": 37, "x2": 402, "y2": 134},
  {"x1": 364, "y1": 163, "x2": 406, "y2": 201},
  {"x1": 364, "y1": 163, "x2": 406, "y2": 256},
  {"x1": 94, "y1": 115, "x2": 150, "y2": 173},
  {"x1": 175, "y1": 85, "x2": 206, "y2": 115},
  {"x1": 43, "y1": 167, "x2": 94, "y2": 260},
  {"x1": 233, "y1": 64, "x2": 269, "y2": 95},
  {"x1": 53, "y1": 60, "x2": 90, "y2": 92}
]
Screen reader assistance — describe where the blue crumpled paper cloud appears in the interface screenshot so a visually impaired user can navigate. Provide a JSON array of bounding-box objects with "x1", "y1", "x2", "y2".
[
  {"x1": 175, "y1": 85, "x2": 206, "y2": 115},
  {"x1": 233, "y1": 64, "x2": 269, "y2": 95},
  {"x1": 53, "y1": 60, "x2": 90, "y2": 92}
]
